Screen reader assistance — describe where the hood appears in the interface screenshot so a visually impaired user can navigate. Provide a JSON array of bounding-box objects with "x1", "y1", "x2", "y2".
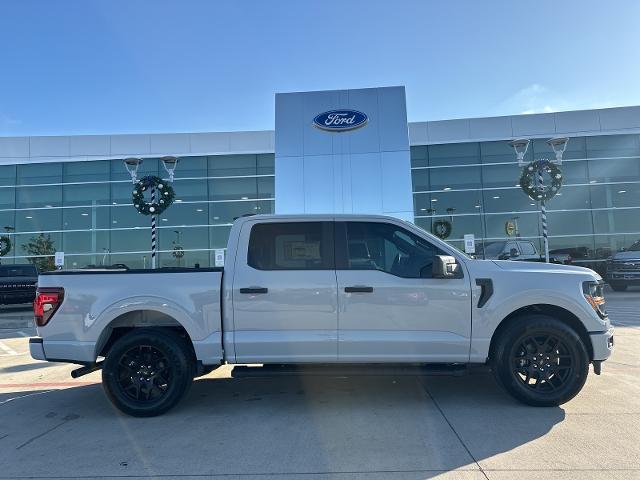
[
  {"x1": 490, "y1": 260, "x2": 598, "y2": 277},
  {"x1": 612, "y1": 251, "x2": 640, "y2": 261}
]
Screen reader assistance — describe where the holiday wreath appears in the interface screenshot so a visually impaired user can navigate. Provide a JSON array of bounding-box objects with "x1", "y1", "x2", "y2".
[
  {"x1": 519, "y1": 159, "x2": 562, "y2": 202},
  {"x1": 132, "y1": 175, "x2": 175, "y2": 216}
]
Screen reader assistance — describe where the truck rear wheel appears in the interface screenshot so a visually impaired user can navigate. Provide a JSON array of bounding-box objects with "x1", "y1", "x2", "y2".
[
  {"x1": 492, "y1": 315, "x2": 589, "y2": 406},
  {"x1": 102, "y1": 329, "x2": 195, "y2": 417}
]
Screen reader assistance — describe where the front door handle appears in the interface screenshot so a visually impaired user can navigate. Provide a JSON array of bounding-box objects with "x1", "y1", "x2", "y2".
[
  {"x1": 240, "y1": 287, "x2": 268, "y2": 294},
  {"x1": 344, "y1": 286, "x2": 374, "y2": 293}
]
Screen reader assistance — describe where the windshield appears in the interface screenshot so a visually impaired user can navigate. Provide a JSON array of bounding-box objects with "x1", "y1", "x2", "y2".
[
  {"x1": 0, "y1": 266, "x2": 37, "y2": 277},
  {"x1": 478, "y1": 242, "x2": 506, "y2": 256}
]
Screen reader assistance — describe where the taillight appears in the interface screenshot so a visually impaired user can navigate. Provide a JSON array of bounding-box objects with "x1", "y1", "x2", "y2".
[{"x1": 33, "y1": 287, "x2": 64, "y2": 327}]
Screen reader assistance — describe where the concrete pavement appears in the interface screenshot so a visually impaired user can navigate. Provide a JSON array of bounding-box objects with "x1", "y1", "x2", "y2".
[{"x1": 0, "y1": 290, "x2": 639, "y2": 480}]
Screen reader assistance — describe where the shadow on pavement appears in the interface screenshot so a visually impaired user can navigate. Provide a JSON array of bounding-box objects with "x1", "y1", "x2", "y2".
[
  {"x1": 0, "y1": 361, "x2": 57, "y2": 373},
  {"x1": 0, "y1": 371, "x2": 565, "y2": 479}
]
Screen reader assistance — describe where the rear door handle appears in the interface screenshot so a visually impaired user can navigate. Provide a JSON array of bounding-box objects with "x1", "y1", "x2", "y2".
[
  {"x1": 239, "y1": 287, "x2": 268, "y2": 294},
  {"x1": 344, "y1": 286, "x2": 373, "y2": 293}
]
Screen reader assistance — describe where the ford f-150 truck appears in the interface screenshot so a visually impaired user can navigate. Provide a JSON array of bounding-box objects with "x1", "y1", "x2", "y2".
[{"x1": 30, "y1": 214, "x2": 614, "y2": 416}]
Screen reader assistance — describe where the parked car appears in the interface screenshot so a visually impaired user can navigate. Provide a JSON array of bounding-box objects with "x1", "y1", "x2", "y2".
[
  {"x1": 0, "y1": 264, "x2": 38, "y2": 305},
  {"x1": 606, "y1": 240, "x2": 640, "y2": 291},
  {"x1": 30, "y1": 214, "x2": 613, "y2": 416},
  {"x1": 477, "y1": 240, "x2": 541, "y2": 261}
]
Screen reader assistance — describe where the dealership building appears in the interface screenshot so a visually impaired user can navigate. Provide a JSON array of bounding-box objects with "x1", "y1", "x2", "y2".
[{"x1": 0, "y1": 86, "x2": 638, "y2": 271}]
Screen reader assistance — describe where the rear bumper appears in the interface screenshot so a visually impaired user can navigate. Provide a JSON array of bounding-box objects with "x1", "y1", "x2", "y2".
[
  {"x1": 590, "y1": 327, "x2": 615, "y2": 361},
  {"x1": 29, "y1": 337, "x2": 46, "y2": 361}
]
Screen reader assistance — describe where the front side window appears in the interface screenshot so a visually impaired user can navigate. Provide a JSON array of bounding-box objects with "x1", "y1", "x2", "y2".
[
  {"x1": 519, "y1": 242, "x2": 536, "y2": 255},
  {"x1": 248, "y1": 222, "x2": 334, "y2": 270},
  {"x1": 343, "y1": 222, "x2": 445, "y2": 278}
]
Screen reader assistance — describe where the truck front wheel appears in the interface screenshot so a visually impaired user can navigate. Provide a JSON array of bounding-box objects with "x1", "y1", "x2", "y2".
[
  {"x1": 609, "y1": 282, "x2": 628, "y2": 292},
  {"x1": 492, "y1": 315, "x2": 589, "y2": 406},
  {"x1": 102, "y1": 329, "x2": 195, "y2": 417}
]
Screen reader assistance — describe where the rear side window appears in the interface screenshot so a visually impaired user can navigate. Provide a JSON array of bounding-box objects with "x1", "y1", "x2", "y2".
[
  {"x1": 519, "y1": 242, "x2": 536, "y2": 255},
  {"x1": 248, "y1": 222, "x2": 334, "y2": 270},
  {"x1": 0, "y1": 265, "x2": 37, "y2": 277}
]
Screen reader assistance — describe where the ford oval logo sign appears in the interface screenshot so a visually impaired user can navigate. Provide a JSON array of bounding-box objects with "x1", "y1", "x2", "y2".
[{"x1": 313, "y1": 109, "x2": 368, "y2": 132}]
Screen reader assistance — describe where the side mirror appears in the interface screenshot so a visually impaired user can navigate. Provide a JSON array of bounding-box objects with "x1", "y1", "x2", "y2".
[
  {"x1": 432, "y1": 255, "x2": 462, "y2": 279},
  {"x1": 509, "y1": 248, "x2": 519, "y2": 258}
]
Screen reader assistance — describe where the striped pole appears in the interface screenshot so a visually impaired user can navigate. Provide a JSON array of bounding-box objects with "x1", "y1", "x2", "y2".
[
  {"x1": 151, "y1": 186, "x2": 157, "y2": 269},
  {"x1": 538, "y1": 169, "x2": 549, "y2": 263}
]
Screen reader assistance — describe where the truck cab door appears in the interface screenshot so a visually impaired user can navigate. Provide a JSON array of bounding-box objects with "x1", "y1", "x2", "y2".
[
  {"x1": 231, "y1": 220, "x2": 338, "y2": 363},
  {"x1": 335, "y1": 221, "x2": 471, "y2": 362}
]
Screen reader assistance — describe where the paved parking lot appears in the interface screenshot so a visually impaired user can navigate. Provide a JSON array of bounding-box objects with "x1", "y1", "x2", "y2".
[{"x1": 1, "y1": 289, "x2": 639, "y2": 480}]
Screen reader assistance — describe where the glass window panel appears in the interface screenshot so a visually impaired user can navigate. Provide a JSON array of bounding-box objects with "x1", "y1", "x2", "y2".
[
  {"x1": 103, "y1": 252, "x2": 148, "y2": 270},
  {"x1": 482, "y1": 189, "x2": 538, "y2": 213},
  {"x1": 484, "y1": 212, "x2": 540, "y2": 240},
  {"x1": 210, "y1": 200, "x2": 258, "y2": 224},
  {"x1": 413, "y1": 215, "x2": 483, "y2": 242},
  {"x1": 547, "y1": 236, "x2": 596, "y2": 261},
  {"x1": 586, "y1": 134, "x2": 640, "y2": 159},
  {"x1": 15, "y1": 208, "x2": 62, "y2": 233},
  {"x1": 482, "y1": 163, "x2": 526, "y2": 188},
  {"x1": 411, "y1": 169, "x2": 429, "y2": 192},
  {"x1": 158, "y1": 249, "x2": 210, "y2": 269},
  {"x1": 110, "y1": 205, "x2": 148, "y2": 229},
  {"x1": 171, "y1": 179, "x2": 207, "y2": 202},
  {"x1": 547, "y1": 185, "x2": 591, "y2": 211},
  {"x1": 410, "y1": 146, "x2": 428, "y2": 168},
  {"x1": 158, "y1": 227, "x2": 209, "y2": 268},
  {"x1": 590, "y1": 183, "x2": 640, "y2": 209},
  {"x1": 209, "y1": 178, "x2": 258, "y2": 201},
  {"x1": 63, "y1": 160, "x2": 110, "y2": 183},
  {"x1": 429, "y1": 166, "x2": 481, "y2": 190},
  {"x1": 158, "y1": 203, "x2": 208, "y2": 227},
  {"x1": 415, "y1": 191, "x2": 482, "y2": 215},
  {"x1": 62, "y1": 231, "x2": 109, "y2": 256},
  {"x1": 0, "y1": 187, "x2": 15, "y2": 210},
  {"x1": 14, "y1": 232, "x2": 61, "y2": 266},
  {"x1": 208, "y1": 154, "x2": 257, "y2": 177},
  {"x1": 555, "y1": 160, "x2": 589, "y2": 185},
  {"x1": 0, "y1": 165, "x2": 16, "y2": 186},
  {"x1": 588, "y1": 158, "x2": 640, "y2": 183},
  {"x1": 257, "y1": 154, "x2": 275, "y2": 175},
  {"x1": 547, "y1": 211, "x2": 594, "y2": 236},
  {"x1": 257, "y1": 177, "x2": 274, "y2": 198},
  {"x1": 62, "y1": 206, "x2": 109, "y2": 231},
  {"x1": 172, "y1": 156, "x2": 206, "y2": 179},
  {"x1": 63, "y1": 183, "x2": 110, "y2": 206},
  {"x1": 481, "y1": 141, "x2": 531, "y2": 165},
  {"x1": 210, "y1": 226, "x2": 232, "y2": 249},
  {"x1": 110, "y1": 229, "x2": 152, "y2": 254},
  {"x1": 592, "y1": 210, "x2": 640, "y2": 235},
  {"x1": 428, "y1": 143, "x2": 479, "y2": 166},
  {"x1": 17, "y1": 185, "x2": 62, "y2": 208},
  {"x1": 17, "y1": 162, "x2": 62, "y2": 185}
]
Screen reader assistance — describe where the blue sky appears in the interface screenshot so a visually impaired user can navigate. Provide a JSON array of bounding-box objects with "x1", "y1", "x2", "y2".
[{"x1": 1, "y1": 0, "x2": 639, "y2": 136}]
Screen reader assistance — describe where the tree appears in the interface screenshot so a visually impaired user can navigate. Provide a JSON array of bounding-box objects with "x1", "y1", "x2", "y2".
[{"x1": 22, "y1": 233, "x2": 56, "y2": 272}]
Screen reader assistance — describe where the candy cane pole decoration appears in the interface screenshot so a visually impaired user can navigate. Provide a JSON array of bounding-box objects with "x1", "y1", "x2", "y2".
[
  {"x1": 538, "y1": 168, "x2": 549, "y2": 263},
  {"x1": 151, "y1": 186, "x2": 157, "y2": 269}
]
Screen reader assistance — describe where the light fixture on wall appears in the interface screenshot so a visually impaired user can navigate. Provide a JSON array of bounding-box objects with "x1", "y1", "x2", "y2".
[
  {"x1": 508, "y1": 139, "x2": 530, "y2": 167},
  {"x1": 123, "y1": 157, "x2": 143, "y2": 183},
  {"x1": 161, "y1": 156, "x2": 179, "y2": 182},
  {"x1": 547, "y1": 137, "x2": 569, "y2": 165}
]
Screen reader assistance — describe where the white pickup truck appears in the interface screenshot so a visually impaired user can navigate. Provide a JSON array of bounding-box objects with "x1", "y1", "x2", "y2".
[{"x1": 30, "y1": 214, "x2": 614, "y2": 416}]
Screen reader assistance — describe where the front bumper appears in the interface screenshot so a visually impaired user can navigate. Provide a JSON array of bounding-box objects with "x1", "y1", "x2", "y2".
[
  {"x1": 29, "y1": 337, "x2": 46, "y2": 361},
  {"x1": 590, "y1": 327, "x2": 615, "y2": 361}
]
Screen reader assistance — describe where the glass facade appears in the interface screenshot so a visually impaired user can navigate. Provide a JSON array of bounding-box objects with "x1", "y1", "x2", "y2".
[
  {"x1": 1, "y1": 132, "x2": 638, "y2": 275},
  {"x1": 0, "y1": 154, "x2": 274, "y2": 269},
  {"x1": 411, "y1": 134, "x2": 640, "y2": 275}
]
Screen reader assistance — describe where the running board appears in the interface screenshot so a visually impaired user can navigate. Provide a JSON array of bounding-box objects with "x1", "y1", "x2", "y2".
[{"x1": 231, "y1": 364, "x2": 468, "y2": 378}]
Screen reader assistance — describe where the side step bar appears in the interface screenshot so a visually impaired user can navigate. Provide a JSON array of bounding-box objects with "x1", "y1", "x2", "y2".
[{"x1": 231, "y1": 364, "x2": 469, "y2": 378}]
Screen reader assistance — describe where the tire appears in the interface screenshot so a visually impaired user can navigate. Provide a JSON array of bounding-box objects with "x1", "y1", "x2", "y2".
[
  {"x1": 609, "y1": 282, "x2": 628, "y2": 292},
  {"x1": 102, "y1": 329, "x2": 195, "y2": 417},
  {"x1": 492, "y1": 315, "x2": 589, "y2": 406}
]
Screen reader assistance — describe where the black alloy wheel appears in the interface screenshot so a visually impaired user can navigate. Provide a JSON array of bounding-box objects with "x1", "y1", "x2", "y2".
[
  {"x1": 102, "y1": 329, "x2": 195, "y2": 417},
  {"x1": 492, "y1": 315, "x2": 589, "y2": 406}
]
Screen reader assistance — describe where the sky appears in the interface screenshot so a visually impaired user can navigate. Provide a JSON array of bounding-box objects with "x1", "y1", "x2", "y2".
[{"x1": 1, "y1": 0, "x2": 639, "y2": 136}]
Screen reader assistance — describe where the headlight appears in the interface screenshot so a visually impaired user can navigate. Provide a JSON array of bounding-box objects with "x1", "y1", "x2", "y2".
[{"x1": 583, "y1": 280, "x2": 606, "y2": 319}]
